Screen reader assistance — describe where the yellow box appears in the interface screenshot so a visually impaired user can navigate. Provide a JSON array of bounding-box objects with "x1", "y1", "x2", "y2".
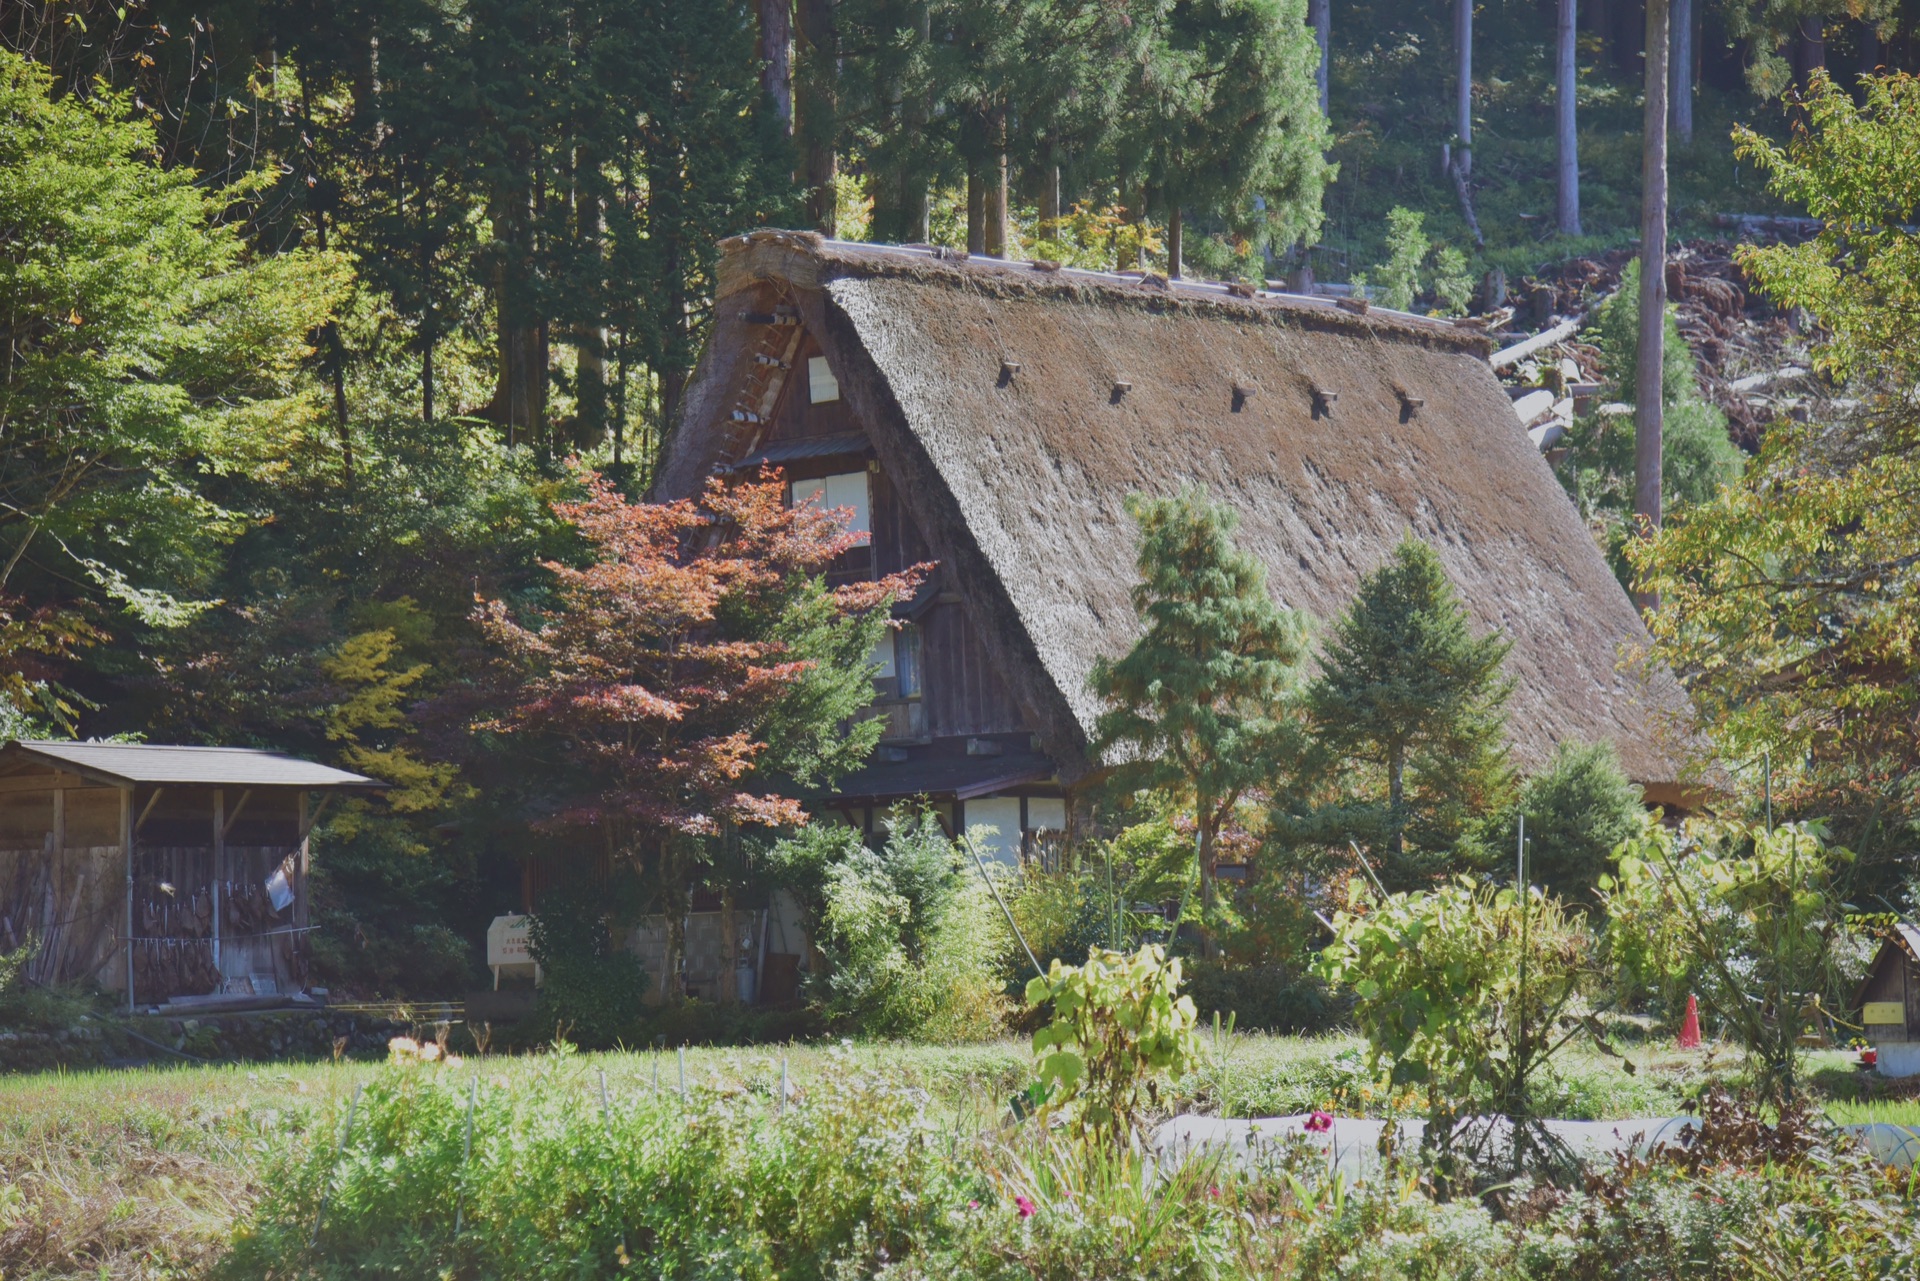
[{"x1": 1863, "y1": 1001, "x2": 1906, "y2": 1025}]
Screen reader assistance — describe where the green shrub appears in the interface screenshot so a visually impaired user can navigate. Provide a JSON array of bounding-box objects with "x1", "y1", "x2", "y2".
[
  {"x1": 219, "y1": 1044, "x2": 1920, "y2": 1280},
  {"x1": 1316, "y1": 876, "x2": 1600, "y2": 1176},
  {"x1": 780, "y1": 810, "x2": 1010, "y2": 1040},
  {"x1": 1599, "y1": 818, "x2": 1854, "y2": 1102},
  {"x1": 1181, "y1": 961, "x2": 1346, "y2": 1035},
  {"x1": 527, "y1": 878, "x2": 649, "y2": 1048},
  {"x1": 1010, "y1": 867, "x2": 1116, "y2": 970},
  {"x1": 1516, "y1": 740, "x2": 1645, "y2": 907},
  {"x1": 1025, "y1": 944, "x2": 1203, "y2": 1143},
  {"x1": 1366, "y1": 207, "x2": 1474, "y2": 316}
]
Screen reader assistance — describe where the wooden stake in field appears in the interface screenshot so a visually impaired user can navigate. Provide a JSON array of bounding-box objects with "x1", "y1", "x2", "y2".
[{"x1": 1634, "y1": 0, "x2": 1671, "y2": 611}]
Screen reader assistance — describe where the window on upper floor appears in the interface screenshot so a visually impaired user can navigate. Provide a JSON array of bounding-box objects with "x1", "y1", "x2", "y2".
[
  {"x1": 789, "y1": 471, "x2": 870, "y2": 546},
  {"x1": 867, "y1": 623, "x2": 921, "y2": 700},
  {"x1": 808, "y1": 355, "x2": 839, "y2": 403}
]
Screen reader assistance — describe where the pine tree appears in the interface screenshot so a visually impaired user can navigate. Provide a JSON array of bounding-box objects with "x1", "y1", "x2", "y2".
[
  {"x1": 1089, "y1": 488, "x2": 1308, "y2": 955},
  {"x1": 1298, "y1": 535, "x2": 1515, "y2": 889}
]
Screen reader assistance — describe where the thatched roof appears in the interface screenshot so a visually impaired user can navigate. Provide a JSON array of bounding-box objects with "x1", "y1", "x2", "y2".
[{"x1": 661, "y1": 230, "x2": 1691, "y2": 791}]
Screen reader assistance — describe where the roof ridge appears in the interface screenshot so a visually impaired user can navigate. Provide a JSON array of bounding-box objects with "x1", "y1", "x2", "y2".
[{"x1": 718, "y1": 228, "x2": 1490, "y2": 355}]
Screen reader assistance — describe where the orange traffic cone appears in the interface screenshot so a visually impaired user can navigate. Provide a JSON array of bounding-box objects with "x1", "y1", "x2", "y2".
[{"x1": 1677, "y1": 993, "x2": 1702, "y2": 1049}]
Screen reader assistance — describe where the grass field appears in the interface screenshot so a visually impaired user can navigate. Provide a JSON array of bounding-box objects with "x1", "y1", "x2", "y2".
[{"x1": 0, "y1": 1035, "x2": 1914, "y2": 1279}]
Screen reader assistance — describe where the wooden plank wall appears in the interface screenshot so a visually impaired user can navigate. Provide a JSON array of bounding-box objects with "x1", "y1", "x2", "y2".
[
  {"x1": 0, "y1": 843, "x2": 125, "y2": 987},
  {"x1": 920, "y1": 601, "x2": 1027, "y2": 737}
]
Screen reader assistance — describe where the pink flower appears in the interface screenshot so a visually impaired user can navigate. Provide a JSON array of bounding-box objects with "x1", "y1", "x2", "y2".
[
  {"x1": 1304, "y1": 1111, "x2": 1334, "y2": 1133},
  {"x1": 968, "y1": 1200, "x2": 979, "y2": 1209},
  {"x1": 1014, "y1": 1195, "x2": 1036, "y2": 1219}
]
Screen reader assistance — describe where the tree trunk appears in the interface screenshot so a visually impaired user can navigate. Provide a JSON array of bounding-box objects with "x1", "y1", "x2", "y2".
[
  {"x1": 575, "y1": 183, "x2": 607, "y2": 447},
  {"x1": 1792, "y1": 15, "x2": 1825, "y2": 95},
  {"x1": 985, "y1": 109, "x2": 1009, "y2": 258},
  {"x1": 796, "y1": 0, "x2": 838, "y2": 234},
  {"x1": 1454, "y1": 0, "x2": 1473, "y2": 167},
  {"x1": 966, "y1": 157, "x2": 986, "y2": 254},
  {"x1": 1197, "y1": 812, "x2": 1219, "y2": 959},
  {"x1": 421, "y1": 337, "x2": 435, "y2": 424},
  {"x1": 1168, "y1": 206, "x2": 1183, "y2": 279},
  {"x1": 1670, "y1": 0, "x2": 1693, "y2": 143},
  {"x1": 719, "y1": 880, "x2": 738, "y2": 1004},
  {"x1": 1449, "y1": 0, "x2": 1483, "y2": 244},
  {"x1": 499, "y1": 318, "x2": 544, "y2": 450},
  {"x1": 1556, "y1": 0, "x2": 1582, "y2": 236},
  {"x1": 419, "y1": 210, "x2": 437, "y2": 424},
  {"x1": 1635, "y1": 0, "x2": 1670, "y2": 603},
  {"x1": 759, "y1": 0, "x2": 793, "y2": 134},
  {"x1": 1038, "y1": 139, "x2": 1060, "y2": 232},
  {"x1": 905, "y1": 0, "x2": 931, "y2": 241},
  {"x1": 660, "y1": 844, "x2": 688, "y2": 1001},
  {"x1": 1858, "y1": 19, "x2": 1880, "y2": 79},
  {"x1": 1309, "y1": 0, "x2": 1330, "y2": 116},
  {"x1": 324, "y1": 322, "x2": 350, "y2": 466},
  {"x1": 1387, "y1": 744, "x2": 1406, "y2": 867}
]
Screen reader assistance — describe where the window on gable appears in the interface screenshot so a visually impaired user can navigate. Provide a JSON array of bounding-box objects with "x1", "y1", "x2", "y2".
[
  {"x1": 789, "y1": 471, "x2": 870, "y2": 545},
  {"x1": 808, "y1": 355, "x2": 840, "y2": 403}
]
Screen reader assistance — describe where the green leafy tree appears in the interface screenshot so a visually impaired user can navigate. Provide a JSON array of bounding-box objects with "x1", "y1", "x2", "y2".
[
  {"x1": 1598, "y1": 819, "x2": 1852, "y2": 1103},
  {"x1": 0, "y1": 48, "x2": 347, "y2": 642},
  {"x1": 1516, "y1": 741, "x2": 1645, "y2": 907},
  {"x1": 1631, "y1": 73, "x2": 1920, "y2": 881},
  {"x1": 1089, "y1": 488, "x2": 1309, "y2": 955},
  {"x1": 1286, "y1": 536, "x2": 1515, "y2": 888},
  {"x1": 1315, "y1": 876, "x2": 1603, "y2": 1178}
]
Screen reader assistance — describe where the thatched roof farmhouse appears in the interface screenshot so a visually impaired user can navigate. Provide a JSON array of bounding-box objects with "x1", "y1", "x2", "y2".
[{"x1": 656, "y1": 230, "x2": 1690, "y2": 860}]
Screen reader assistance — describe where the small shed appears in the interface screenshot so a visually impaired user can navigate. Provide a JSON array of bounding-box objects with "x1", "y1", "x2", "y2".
[
  {"x1": 1855, "y1": 923, "x2": 1920, "y2": 1078},
  {"x1": 0, "y1": 740, "x2": 384, "y2": 1011}
]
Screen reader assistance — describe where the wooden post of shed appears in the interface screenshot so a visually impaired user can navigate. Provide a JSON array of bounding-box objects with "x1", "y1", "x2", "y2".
[
  {"x1": 212, "y1": 788, "x2": 224, "y2": 971},
  {"x1": 296, "y1": 794, "x2": 311, "y2": 936},
  {"x1": 122, "y1": 784, "x2": 134, "y2": 1014}
]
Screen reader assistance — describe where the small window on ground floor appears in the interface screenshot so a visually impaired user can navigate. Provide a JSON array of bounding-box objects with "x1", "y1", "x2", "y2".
[
  {"x1": 1026, "y1": 796, "x2": 1067, "y2": 832},
  {"x1": 961, "y1": 796, "x2": 1023, "y2": 867}
]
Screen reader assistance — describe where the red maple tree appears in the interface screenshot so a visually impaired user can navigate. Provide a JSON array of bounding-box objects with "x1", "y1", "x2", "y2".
[{"x1": 477, "y1": 466, "x2": 925, "y2": 993}]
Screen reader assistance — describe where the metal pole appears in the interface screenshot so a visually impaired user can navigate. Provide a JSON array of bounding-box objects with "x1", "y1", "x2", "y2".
[
  {"x1": 677, "y1": 1046, "x2": 686, "y2": 1097},
  {"x1": 1517, "y1": 814, "x2": 1526, "y2": 888},
  {"x1": 453, "y1": 1076, "x2": 476, "y2": 1237},
  {"x1": 779, "y1": 1057, "x2": 789, "y2": 1117},
  {"x1": 1106, "y1": 845, "x2": 1118, "y2": 950},
  {"x1": 1763, "y1": 751, "x2": 1772, "y2": 834},
  {"x1": 962, "y1": 833, "x2": 1045, "y2": 980}
]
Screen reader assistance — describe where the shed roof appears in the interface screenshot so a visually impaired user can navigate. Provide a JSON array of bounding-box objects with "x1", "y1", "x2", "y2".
[
  {"x1": 0, "y1": 741, "x2": 387, "y2": 789},
  {"x1": 663, "y1": 231, "x2": 1693, "y2": 787}
]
